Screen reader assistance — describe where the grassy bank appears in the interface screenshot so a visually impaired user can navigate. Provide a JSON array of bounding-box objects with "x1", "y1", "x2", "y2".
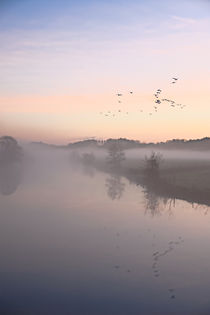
[{"x1": 93, "y1": 153, "x2": 210, "y2": 206}]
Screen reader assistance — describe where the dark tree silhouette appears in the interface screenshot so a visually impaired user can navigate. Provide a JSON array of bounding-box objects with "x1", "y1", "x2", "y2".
[{"x1": 0, "y1": 136, "x2": 23, "y2": 165}]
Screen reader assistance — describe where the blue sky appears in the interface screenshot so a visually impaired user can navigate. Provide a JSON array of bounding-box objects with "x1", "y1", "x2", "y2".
[
  {"x1": 1, "y1": 0, "x2": 209, "y2": 31},
  {"x1": 0, "y1": 0, "x2": 210, "y2": 142},
  {"x1": 1, "y1": 0, "x2": 209, "y2": 93}
]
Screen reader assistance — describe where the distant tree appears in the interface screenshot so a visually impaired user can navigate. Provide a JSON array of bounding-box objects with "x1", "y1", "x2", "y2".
[
  {"x1": 106, "y1": 142, "x2": 125, "y2": 170},
  {"x1": 0, "y1": 136, "x2": 23, "y2": 165},
  {"x1": 144, "y1": 151, "x2": 162, "y2": 180}
]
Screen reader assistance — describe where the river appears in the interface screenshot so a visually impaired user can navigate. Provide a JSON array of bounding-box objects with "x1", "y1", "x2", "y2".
[{"x1": 0, "y1": 151, "x2": 210, "y2": 314}]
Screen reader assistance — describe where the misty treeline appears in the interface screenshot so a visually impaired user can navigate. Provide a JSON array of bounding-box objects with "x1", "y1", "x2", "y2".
[
  {"x1": 68, "y1": 137, "x2": 210, "y2": 151},
  {"x1": 69, "y1": 139, "x2": 162, "y2": 183},
  {"x1": 69, "y1": 137, "x2": 161, "y2": 166},
  {"x1": 31, "y1": 136, "x2": 210, "y2": 151},
  {"x1": 1, "y1": 135, "x2": 210, "y2": 209},
  {"x1": 70, "y1": 142, "x2": 210, "y2": 209}
]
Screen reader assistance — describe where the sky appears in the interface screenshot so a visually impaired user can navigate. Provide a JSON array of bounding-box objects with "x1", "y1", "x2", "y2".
[{"x1": 0, "y1": 0, "x2": 210, "y2": 143}]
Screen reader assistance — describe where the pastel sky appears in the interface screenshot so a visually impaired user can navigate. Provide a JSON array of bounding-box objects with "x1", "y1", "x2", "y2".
[{"x1": 0, "y1": 0, "x2": 210, "y2": 143}]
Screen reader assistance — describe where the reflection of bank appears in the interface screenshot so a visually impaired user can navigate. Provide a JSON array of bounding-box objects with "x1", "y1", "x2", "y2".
[
  {"x1": 143, "y1": 185, "x2": 178, "y2": 217},
  {"x1": 0, "y1": 164, "x2": 22, "y2": 196},
  {"x1": 105, "y1": 175, "x2": 125, "y2": 200}
]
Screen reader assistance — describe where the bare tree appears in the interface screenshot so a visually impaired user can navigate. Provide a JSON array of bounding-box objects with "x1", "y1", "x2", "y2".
[{"x1": 144, "y1": 151, "x2": 162, "y2": 180}]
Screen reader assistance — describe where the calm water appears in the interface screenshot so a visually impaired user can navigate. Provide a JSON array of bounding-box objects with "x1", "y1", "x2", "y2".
[{"x1": 0, "y1": 153, "x2": 210, "y2": 315}]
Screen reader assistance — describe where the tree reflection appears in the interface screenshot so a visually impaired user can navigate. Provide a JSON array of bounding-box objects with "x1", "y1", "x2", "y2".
[
  {"x1": 143, "y1": 152, "x2": 165, "y2": 216},
  {"x1": 0, "y1": 165, "x2": 21, "y2": 195},
  {"x1": 144, "y1": 189, "x2": 161, "y2": 216},
  {"x1": 143, "y1": 187, "x2": 177, "y2": 217},
  {"x1": 106, "y1": 175, "x2": 125, "y2": 200}
]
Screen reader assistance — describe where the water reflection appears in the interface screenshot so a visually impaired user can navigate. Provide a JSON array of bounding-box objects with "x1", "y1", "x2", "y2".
[
  {"x1": 191, "y1": 203, "x2": 210, "y2": 215},
  {"x1": 105, "y1": 175, "x2": 125, "y2": 200},
  {"x1": 151, "y1": 236, "x2": 184, "y2": 300},
  {"x1": 144, "y1": 189, "x2": 161, "y2": 216},
  {"x1": 143, "y1": 188, "x2": 178, "y2": 217},
  {"x1": 1, "y1": 155, "x2": 210, "y2": 314},
  {"x1": 0, "y1": 164, "x2": 22, "y2": 196},
  {"x1": 143, "y1": 183, "x2": 209, "y2": 217}
]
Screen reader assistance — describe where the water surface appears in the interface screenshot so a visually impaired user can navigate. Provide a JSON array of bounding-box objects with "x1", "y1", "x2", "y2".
[{"x1": 0, "y1": 154, "x2": 210, "y2": 315}]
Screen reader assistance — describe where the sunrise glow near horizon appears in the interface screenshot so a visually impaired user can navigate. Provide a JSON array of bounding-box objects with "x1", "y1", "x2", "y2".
[{"x1": 0, "y1": 0, "x2": 210, "y2": 144}]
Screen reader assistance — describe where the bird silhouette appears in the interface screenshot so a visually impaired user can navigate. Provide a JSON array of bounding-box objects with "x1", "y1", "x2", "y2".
[
  {"x1": 171, "y1": 77, "x2": 179, "y2": 84},
  {"x1": 155, "y1": 100, "x2": 161, "y2": 104}
]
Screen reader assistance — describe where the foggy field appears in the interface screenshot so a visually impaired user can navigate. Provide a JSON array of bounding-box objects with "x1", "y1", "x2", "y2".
[
  {"x1": 24, "y1": 145, "x2": 210, "y2": 192},
  {"x1": 122, "y1": 151, "x2": 210, "y2": 191},
  {"x1": 2, "y1": 139, "x2": 210, "y2": 314},
  {"x1": 77, "y1": 147, "x2": 210, "y2": 191}
]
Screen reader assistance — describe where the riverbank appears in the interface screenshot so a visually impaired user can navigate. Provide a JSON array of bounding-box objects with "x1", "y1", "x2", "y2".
[{"x1": 93, "y1": 156, "x2": 210, "y2": 206}]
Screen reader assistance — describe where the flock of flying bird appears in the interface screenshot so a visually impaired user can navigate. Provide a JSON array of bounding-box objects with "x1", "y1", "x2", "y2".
[{"x1": 99, "y1": 77, "x2": 187, "y2": 118}]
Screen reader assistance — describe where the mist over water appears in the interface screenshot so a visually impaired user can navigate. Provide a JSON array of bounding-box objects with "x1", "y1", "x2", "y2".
[
  {"x1": 0, "y1": 144, "x2": 210, "y2": 314},
  {"x1": 1, "y1": 0, "x2": 210, "y2": 312}
]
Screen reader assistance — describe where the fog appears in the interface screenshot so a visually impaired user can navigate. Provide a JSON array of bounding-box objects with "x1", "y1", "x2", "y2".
[
  {"x1": 2, "y1": 141, "x2": 210, "y2": 200},
  {"x1": 1, "y1": 141, "x2": 210, "y2": 314},
  {"x1": 124, "y1": 148, "x2": 210, "y2": 161}
]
